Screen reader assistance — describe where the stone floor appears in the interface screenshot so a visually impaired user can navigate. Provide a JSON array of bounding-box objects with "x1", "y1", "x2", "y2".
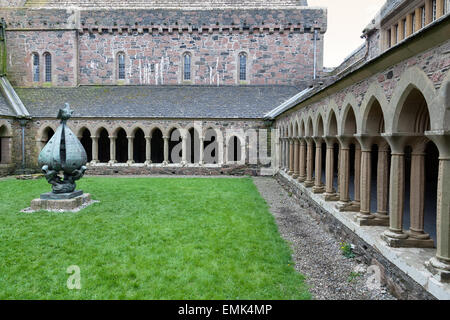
[{"x1": 253, "y1": 176, "x2": 396, "y2": 300}]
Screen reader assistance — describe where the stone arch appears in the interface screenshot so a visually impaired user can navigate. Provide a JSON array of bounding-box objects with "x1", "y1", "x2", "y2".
[
  {"x1": 389, "y1": 67, "x2": 437, "y2": 133},
  {"x1": 204, "y1": 126, "x2": 221, "y2": 165},
  {"x1": 294, "y1": 118, "x2": 300, "y2": 137},
  {"x1": 133, "y1": 128, "x2": 146, "y2": 164},
  {"x1": 37, "y1": 125, "x2": 56, "y2": 152},
  {"x1": 79, "y1": 127, "x2": 93, "y2": 162},
  {"x1": 340, "y1": 103, "x2": 358, "y2": 136},
  {"x1": 437, "y1": 69, "x2": 450, "y2": 131},
  {"x1": 227, "y1": 135, "x2": 244, "y2": 163},
  {"x1": 151, "y1": 127, "x2": 164, "y2": 164},
  {"x1": 315, "y1": 113, "x2": 325, "y2": 137},
  {"x1": 97, "y1": 127, "x2": 110, "y2": 163},
  {"x1": 326, "y1": 108, "x2": 338, "y2": 137},
  {"x1": 0, "y1": 122, "x2": 12, "y2": 164},
  {"x1": 362, "y1": 97, "x2": 386, "y2": 134},
  {"x1": 306, "y1": 116, "x2": 314, "y2": 137},
  {"x1": 115, "y1": 128, "x2": 128, "y2": 163},
  {"x1": 360, "y1": 82, "x2": 389, "y2": 134},
  {"x1": 299, "y1": 118, "x2": 306, "y2": 137}
]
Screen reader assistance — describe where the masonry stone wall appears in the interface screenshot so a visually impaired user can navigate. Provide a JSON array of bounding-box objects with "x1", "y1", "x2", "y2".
[{"x1": 0, "y1": 7, "x2": 326, "y2": 87}]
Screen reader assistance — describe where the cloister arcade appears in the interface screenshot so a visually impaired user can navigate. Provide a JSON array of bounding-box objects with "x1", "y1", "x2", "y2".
[
  {"x1": 277, "y1": 67, "x2": 450, "y2": 277},
  {"x1": 36, "y1": 124, "x2": 249, "y2": 166}
]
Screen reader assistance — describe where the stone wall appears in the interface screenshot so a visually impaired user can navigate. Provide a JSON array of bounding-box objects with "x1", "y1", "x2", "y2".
[{"x1": 0, "y1": 7, "x2": 326, "y2": 87}]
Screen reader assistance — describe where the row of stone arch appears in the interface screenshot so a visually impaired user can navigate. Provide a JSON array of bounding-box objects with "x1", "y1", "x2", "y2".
[
  {"x1": 277, "y1": 67, "x2": 450, "y2": 275},
  {"x1": 39, "y1": 125, "x2": 244, "y2": 165},
  {"x1": 0, "y1": 122, "x2": 12, "y2": 165}
]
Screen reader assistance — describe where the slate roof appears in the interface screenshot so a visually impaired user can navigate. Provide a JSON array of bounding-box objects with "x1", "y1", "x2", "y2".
[
  {"x1": 0, "y1": 92, "x2": 14, "y2": 117},
  {"x1": 15, "y1": 85, "x2": 302, "y2": 119}
]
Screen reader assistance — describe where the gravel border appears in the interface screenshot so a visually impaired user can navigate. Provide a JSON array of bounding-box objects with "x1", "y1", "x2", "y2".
[{"x1": 253, "y1": 177, "x2": 396, "y2": 300}]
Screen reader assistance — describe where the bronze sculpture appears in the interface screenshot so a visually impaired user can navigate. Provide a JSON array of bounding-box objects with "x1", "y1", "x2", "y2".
[{"x1": 38, "y1": 103, "x2": 87, "y2": 195}]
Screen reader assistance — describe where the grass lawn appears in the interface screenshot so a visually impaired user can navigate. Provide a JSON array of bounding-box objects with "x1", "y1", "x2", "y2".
[{"x1": 0, "y1": 176, "x2": 311, "y2": 300}]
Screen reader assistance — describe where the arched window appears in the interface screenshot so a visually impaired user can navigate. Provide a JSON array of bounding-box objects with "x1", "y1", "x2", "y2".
[
  {"x1": 239, "y1": 52, "x2": 247, "y2": 81},
  {"x1": 183, "y1": 52, "x2": 191, "y2": 81},
  {"x1": 117, "y1": 52, "x2": 126, "y2": 80},
  {"x1": 44, "y1": 52, "x2": 52, "y2": 82},
  {"x1": 32, "y1": 53, "x2": 39, "y2": 82}
]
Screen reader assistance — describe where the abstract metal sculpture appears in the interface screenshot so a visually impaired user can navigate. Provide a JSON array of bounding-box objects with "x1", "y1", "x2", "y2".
[{"x1": 38, "y1": 103, "x2": 87, "y2": 195}]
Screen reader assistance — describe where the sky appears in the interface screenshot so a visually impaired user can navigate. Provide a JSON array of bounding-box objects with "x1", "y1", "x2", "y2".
[{"x1": 308, "y1": 0, "x2": 386, "y2": 68}]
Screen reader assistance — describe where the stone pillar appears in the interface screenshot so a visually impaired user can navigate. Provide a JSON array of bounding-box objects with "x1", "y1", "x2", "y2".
[
  {"x1": 144, "y1": 136, "x2": 152, "y2": 165},
  {"x1": 163, "y1": 135, "x2": 169, "y2": 165},
  {"x1": 355, "y1": 134, "x2": 374, "y2": 222},
  {"x1": 336, "y1": 136, "x2": 351, "y2": 210},
  {"x1": 293, "y1": 139, "x2": 300, "y2": 179},
  {"x1": 324, "y1": 137, "x2": 338, "y2": 201},
  {"x1": 375, "y1": 143, "x2": 390, "y2": 224},
  {"x1": 108, "y1": 136, "x2": 117, "y2": 164},
  {"x1": 353, "y1": 144, "x2": 361, "y2": 209},
  {"x1": 408, "y1": 148, "x2": 431, "y2": 240},
  {"x1": 415, "y1": 7, "x2": 422, "y2": 30},
  {"x1": 425, "y1": 133, "x2": 450, "y2": 282},
  {"x1": 312, "y1": 137, "x2": 324, "y2": 193},
  {"x1": 382, "y1": 135, "x2": 409, "y2": 243},
  {"x1": 91, "y1": 136, "x2": 99, "y2": 164},
  {"x1": 425, "y1": 0, "x2": 433, "y2": 25},
  {"x1": 181, "y1": 136, "x2": 187, "y2": 165},
  {"x1": 199, "y1": 137, "x2": 204, "y2": 165},
  {"x1": 390, "y1": 25, "x2": 396, "y2": 46},
  {"x1": 304, "y1": 138, "x2": 314, "y2": 187},
  {"x1": 298, "y1": 139, "x2": 306, "y2": 182},
  {"x1": 127, "y1": 136, "x2": 135, "y2": 164},
  {"x1": 437, "y1": 0, "x2": 444, "y2": 18},
  {"x1": 288, "y1": 139, "x2": 294, "y2": 175}
]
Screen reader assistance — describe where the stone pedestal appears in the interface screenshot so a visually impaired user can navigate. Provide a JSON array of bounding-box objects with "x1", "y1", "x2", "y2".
[
  {"x1": 381, "y1": 233, "x2": 435, "y2": 248},
  {"x1": 28, "y1": 192, "x2": 94, "y2": 212}
]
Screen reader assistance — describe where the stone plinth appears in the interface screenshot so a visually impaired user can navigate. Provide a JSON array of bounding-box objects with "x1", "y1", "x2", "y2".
[{"x1": 28, "y1": 193, "x2": 93, "y2": 212}]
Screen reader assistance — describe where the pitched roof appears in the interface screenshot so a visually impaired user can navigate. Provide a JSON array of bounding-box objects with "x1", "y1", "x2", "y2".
[
  {"x1": 15, "y1": 85, "x2": 302, "y2": 119},
  {"x1": 0, "y1": 92, "x2": 14, "y2": 117}
]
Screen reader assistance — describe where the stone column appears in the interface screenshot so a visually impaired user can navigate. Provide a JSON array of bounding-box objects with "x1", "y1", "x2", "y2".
[
  {"x1": 375, "y1": 142, "x2": 389, "y2": 224},
  {"x1": 145, "y1": 136, "x2": 152, "y2": 165},
  {"x1": 181, "y1": 136, "x2": 187, "y2": 165},
  {"x1": 163, "y1": 135, "x2": 169, "y2": 165},
  {"x1": 382, "y1": 135, "x2": 409, "y2": 243},
  {"x1": 355, "y1": 134, "x2": 374, "y2": 222},
  {"x1": 408, "y1": 149, "x2": 430, "y2": 239},
  {"x1": 298, "y1": 139, "x2": 306, "y2": 182},
  {"x1": 127, "y1": 136, "x2": 135, "y2": 165},
  {"x1": 312, "y1": 137, "x2": 325, "y2": 193},
  {"x1": 324, "y1": 137, "x2": 338, "y2": 201},
  {"x1": 415, "y1": 7, "x2": 421, "y2": 30},
  {"x1": 91, "y1": 136, "x2": 99, "y2": 164},
  {"x1": 425, "y1": 0, "x2": 433, "y2": 25},
  {"x1": 425, "y1": 132, "x2": 450, "y2": 282},
  {"x1": 353, "y1": 144, "x2": 361, "y2": 209},
  {"x1": 304, "y1": 138, "x2": 314, "y2": 187},
  {"x1": 199, "y1": 137, "x2": 204, "y2": 165},
  {"x1": 336, "y1": 136, "x2": 351, "y2": 210},
  {"x1": 108, "y1": 136, "x2": 117, "y2": 164},
  {"x1": 293, "y1": 139, "x2": 300, "y2": 179},
  {"x1": 288, "y1": 139, "x2": 294, "y2": 175},
  {"x1": 437, "y1": 0, "x2": 444, "y2": 18}
]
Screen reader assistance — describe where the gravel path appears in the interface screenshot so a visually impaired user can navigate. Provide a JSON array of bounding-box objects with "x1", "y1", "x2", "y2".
[{"x1": 253, "y1": 177, "x2": 396, "y2": 300}]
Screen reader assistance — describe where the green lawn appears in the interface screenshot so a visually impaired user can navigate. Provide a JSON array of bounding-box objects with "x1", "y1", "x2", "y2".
[{"x1": 0, "y1": 177, "x2": 311, "y2": 300}]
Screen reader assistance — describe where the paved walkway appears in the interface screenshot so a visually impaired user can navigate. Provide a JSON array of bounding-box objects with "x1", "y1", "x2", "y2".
[{"x1": 252, "y1": 177, "x2": 395, "y2": 300}]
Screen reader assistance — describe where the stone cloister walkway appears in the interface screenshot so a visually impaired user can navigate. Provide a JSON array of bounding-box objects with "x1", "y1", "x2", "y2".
[{"x1": 252, "y1": 176, "x2": 395, "y2": 300}]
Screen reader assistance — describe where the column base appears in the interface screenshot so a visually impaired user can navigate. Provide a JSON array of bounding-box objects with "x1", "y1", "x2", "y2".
[
  {"x1": 127, "y1": 160, "x2": 135, "y2": 165},
  {"x1": 336, "y1": 201, "x2": 360, "y2": 212},
  {"x1": 144, "y1": 160, "x2": 152, "y2": 165},
  {"x1": 162, "y1": 161, "x2": 169, "y2": 166},
  {"x1": 304, "y1": 180, "x2": 314, "y2": 188},
  {"x1": 288, "y1": 170, "x2": 294, "y2": 176},
  {"x1": 381, "y1": 231, "x2": 434, "y2": 248},
  {"x1": 292, "y1": 174, "x2": 299, "y2": 179},
  {"x1": 426, "y1": 257, "x2": 450, "y2": 283},
  {"x1": 324, "y1": 193, "x2": 339, "y2": 201},
  {"x1": 90, "y1": 160, "x2": 99, "y2": 165},
  {"x1": 355, "y1": 214, "x2": 390, "y2": 227},
  {"x1": 297, "y1": 176, "x2": 306, "y2": 183},
  {"x1": 406, "y1": 230, "x2": 432, "y2": 240},
  {"x1": 312, "y1": 185, "x2": 325, "y2": 194},
  {"x1": 108, "y1": 160, "x2": 117, "y2": 165}
]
